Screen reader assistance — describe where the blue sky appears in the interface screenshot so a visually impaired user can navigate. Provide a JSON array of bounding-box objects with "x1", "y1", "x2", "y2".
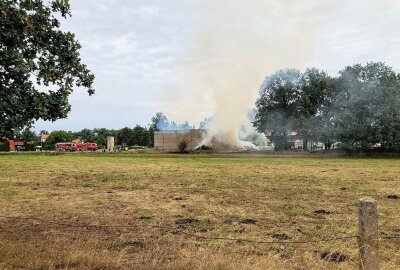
[{"x1": 35, "y1": 0, "x2": 400, "y2": 132}]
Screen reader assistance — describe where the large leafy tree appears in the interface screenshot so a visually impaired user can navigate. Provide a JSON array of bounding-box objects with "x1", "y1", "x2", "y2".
[
  {"x1": 150, "y1": 112, "x2": 168, "y2": 131},
  {"x1": 254, "y1": 69, "x2": 302, "y2": 150},
  {"x1": 116, "y1": 127, "x2": 135, "y2": 146},
  {"x1": 332, "y1": 62, "x2": 400, "y2": 150},
  {"x1": 46, "y1": 130, "x2": 73, "y2": 145},
  {"x1": 296, "y1": 68, "x2": 335, "y2": 148},
  {"x1": 150, "y1": 112, "x2": 193, "y2": 131},
  {"x1": 92, "y1": 128, "x2": 117, "y2": 148},
  {"x1": 20, "y1": 127, "x2": 36, "y2": 141},
  {"x1": 254, "y1": 68, "x2": 337, "y2": 150},
  {"x1": 132, "y1": 125, "x2": 149, "y2": 146},
  {"x1": 74, "y1": 128, "x2": 96, "y2": 142},
  {"x1": 0, "y1": 0, "x2": 95, "y2": 137}
]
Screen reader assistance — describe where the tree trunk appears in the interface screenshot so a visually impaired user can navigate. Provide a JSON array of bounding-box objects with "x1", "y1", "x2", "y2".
[{"x1": 303, "y1": 140, "x2": 308, "y2": 150}]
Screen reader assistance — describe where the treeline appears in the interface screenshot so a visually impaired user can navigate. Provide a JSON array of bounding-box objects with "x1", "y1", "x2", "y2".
[
  {"x1": 41, "y1": 113, "x2": 191, "y2": 149},
  {"x1": 44, "y1": 126, "x2": 155, "y2": 149},
  {"x1": 1, "y1": 126, "x2": 155, "y2": 151},
  {"x1": 254, "y1": 62, "x2": 400, "y2": 151},
  {"x1": 2, "y1": 112, "x2": 189, "y2": 151}
]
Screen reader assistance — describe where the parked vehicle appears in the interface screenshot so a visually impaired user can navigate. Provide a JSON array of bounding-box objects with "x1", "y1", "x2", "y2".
[
  {"x1": 86, "y1": 142, "x2": 97, "y2": 151},
  {"x1": 8, "y1": 140, "x2": 25, "y2": 151},
  {"x1": 114, "y1": 145, "x2": 128, "y2": 152},
  {"x1": 56, "y1": 142, "x2": 97, "y2": 152},
  {"x1": 56, "y1": 143, "x2": 74, "y2": 151}
]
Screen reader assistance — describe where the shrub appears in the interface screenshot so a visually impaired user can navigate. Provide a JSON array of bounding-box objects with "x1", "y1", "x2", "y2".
[
  {"x1": 178, "y1": 141, "x2": 188, "y2": 153},
  {"x1": 0, "y1": 141, "x2": 10, "y2": 152},
  {"x1": 24, "y1": 143, "x2": 35, "y2": 151},
  {"x1": 196, "y1": 145, "x2": 212, "y2": 151}
]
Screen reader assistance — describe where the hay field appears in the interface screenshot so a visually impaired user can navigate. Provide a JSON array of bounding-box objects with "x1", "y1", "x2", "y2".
[{"x1": 0, "y1": 152, "x2": 399, "y2": 269}]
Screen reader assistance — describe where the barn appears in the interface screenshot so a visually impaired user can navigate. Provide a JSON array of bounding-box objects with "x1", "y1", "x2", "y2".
[{"x1": 154, "y1": 129, "x2": 205, "y2": 150}]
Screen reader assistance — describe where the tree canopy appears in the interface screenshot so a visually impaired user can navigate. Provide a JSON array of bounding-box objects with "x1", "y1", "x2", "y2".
[
  {"x1": 151, "y1": 112, "x2": 193, "y2": 131},
  {"x1": 0, "y1": 0, "x2": 95, "y2": 137},
  {"x1": 254, "y1": 62, "x2": 400, "y2": 151},
  {"x1": 332, "y1": 62, "x2": 400, "y2": 150},
  {"x1": 46, "y1": 130, "x2": 73, "y2": 145}
]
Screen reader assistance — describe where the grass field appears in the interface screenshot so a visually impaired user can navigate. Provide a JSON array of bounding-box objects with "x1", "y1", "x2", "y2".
[{"x1": 0, "y1": 152, "x2": 399, "y2": 269}]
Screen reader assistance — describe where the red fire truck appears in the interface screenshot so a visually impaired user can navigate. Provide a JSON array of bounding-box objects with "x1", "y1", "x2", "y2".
[
  {"x1": 7, "y1": 140, "x2": 25, "y2": 151},
  {"x1": 85, "y1": 142, "x2": 97, "y2": 151},
  {"x1": 56, "y1": 142, "x2": 97, "y2": 151},
  {"x1": 75, "y1": 142, "x2": 97, "y2": 151},
  {"x1": 56, "y1": 143, "x2": 74, "y2": 151}
]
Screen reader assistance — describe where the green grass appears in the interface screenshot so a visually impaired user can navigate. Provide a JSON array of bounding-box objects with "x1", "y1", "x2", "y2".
[{"x1": 0, "y1": 152, "x2": 399, "y2": 269}]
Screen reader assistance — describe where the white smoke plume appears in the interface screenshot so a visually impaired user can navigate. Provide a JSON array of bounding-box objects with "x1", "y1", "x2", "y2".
[{"x1": 160, "y1": 0, "x2": 400, "y2": 149}]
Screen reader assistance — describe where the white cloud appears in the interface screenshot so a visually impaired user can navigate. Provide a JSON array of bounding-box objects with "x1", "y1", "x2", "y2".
[
  {"x1": 35, "y1": 0, "x2": 400, "y2": 131},
  {"x1": 134, "y1": 6, "x2": 160, "y2": 19}
]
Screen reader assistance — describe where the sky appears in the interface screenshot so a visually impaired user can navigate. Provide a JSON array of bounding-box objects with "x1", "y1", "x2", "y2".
[{"x1": 34, "y1": 0, "x2": 400, "y2": 132}]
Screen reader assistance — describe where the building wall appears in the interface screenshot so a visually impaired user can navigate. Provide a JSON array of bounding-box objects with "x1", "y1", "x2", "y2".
[{"x1": 154, "y1": 129, "x2": 205, "y2": 150}]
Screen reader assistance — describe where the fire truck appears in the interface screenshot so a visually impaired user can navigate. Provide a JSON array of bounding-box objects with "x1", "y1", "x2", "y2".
[
  {"x1": 7, "y1": 140, "x2": 25, "y2": 151},
  {"x1": 56, "y1": 142, "x2": 97, "y2": 152},
  {"x1": 76, "y1": 142, "x2": 97, "y2": 151}
]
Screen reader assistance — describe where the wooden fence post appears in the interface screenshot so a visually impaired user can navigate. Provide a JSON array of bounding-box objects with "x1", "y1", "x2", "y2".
[{"x1": 358, "y1": 197, "x2": 379, "y2": 270}]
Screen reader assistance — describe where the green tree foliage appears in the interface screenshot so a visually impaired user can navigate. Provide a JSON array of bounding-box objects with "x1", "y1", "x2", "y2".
[
  {"x1": 115, "y1": 126, "x2": 150, "y2": 146},
  {"x1": 178, "y1": 140, "x2": 188, "y2": 153},
  {"x1": 20, "y1": 127, "x2": 36, "y2": 142},
  {"x1": 23, "y1": 142, "x2": 35, "y2": 151},
  {"x1": 132, "y1": 125, "x2": 149, "y2": 146},
  {"x1": 296, "y1": 68, "x2": 335, "y2": 148},
  {"x1": 254, "y1": 62, "x2": 400, "y2": 152},
  {"x1": 92, "y1": 128, "x2": 117, "y2": 149},
  {"x1": 0, "y1": 0, "x2": 95, "y2": 137},
  {"x1": 74, "y1": 128, "x2": 96, "y2": 142},
  {"x1": 151, "y1": 112, "x2": 168, "y2": 131},
  {"x1": 0, "y1": 140, "x2": 10, "y2": 152},
  {"x1": 39, "y1": 126, "x2": 153, "y2": 149},
  {"x1": 148, "y1": 126, "x2": 154, "y2": 147},
  {"x1": 254, "y1": 69, "x2": 302, "y2": 150},
  {"x1": 331, "y1": 62, "x2": 400, "y2": 150},
  {"x1": 46, "y1": 130, "x2": 73, "y2": 146},
  {"x1": 116, "y1": 127, "x2": 135, "y2": 146},
  {"x1": 150, "y1": 112, "x2": 193, "y2": 131}
]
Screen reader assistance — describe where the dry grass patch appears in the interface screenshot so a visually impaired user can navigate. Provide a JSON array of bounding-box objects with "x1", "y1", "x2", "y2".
[{"x1": 0, "y1": 152, "x2": 399, "y2": 269}]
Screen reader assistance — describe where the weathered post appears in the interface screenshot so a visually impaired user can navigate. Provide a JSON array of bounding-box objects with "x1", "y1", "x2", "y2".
[{"x1": 358, "y1": 197, "x2": 379, "y2": 270}]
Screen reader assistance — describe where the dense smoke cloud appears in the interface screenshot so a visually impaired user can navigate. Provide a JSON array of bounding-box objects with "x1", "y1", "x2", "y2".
[{"x1": 160, "y1": 0, "x2": 400, "y2": 148}]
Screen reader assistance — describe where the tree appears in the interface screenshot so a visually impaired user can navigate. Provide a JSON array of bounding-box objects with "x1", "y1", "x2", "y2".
[
  {"x1": 20, "y1": 127, "x2": 36, "y2": 142},
  {"x1": 0, "y1": 0, "x2": 95, "y2": 137},
  {"x1": 148, "y1": 126, "x2": 155, "y2": 148},
  {"x1": 116, "y1": 127, "x2": 134, "y2": 146},
  {"x1": 150, "y1": 112, "x2": 192, "y2": 131},
  {"x1": 295, "y1": 68, "x2": 335, "y2": 149},
  {"x1": 178, "y1": 140, "x2": 188, "y2": 153},
  {"x1": 74, "y1": 128, "x2": 95, "y2": 142},
  {"x1": 46, "y1": 130, "x2": 73, "y2": 145},
  {"x1": 0, "y1": 140, "x2": 10, "y2": 152},
  {"x1": 331, "y1": 62, "x2": 400, "y2": 150},
  {"x1": 254, "y1": 62, "x2": 400, "y2": 152},
  {"x1": 92, "y1": 128, "x2": 116, "y2": 149},
  {"x1": 151, "y1": 112, "x2": 168, "y2": 131},
  {"x1": 131, "y1": 125, "x2": 149, "y2": 146},
  {"x1": 254, "y1": 69, "x2": 302, "y2": 150}
]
